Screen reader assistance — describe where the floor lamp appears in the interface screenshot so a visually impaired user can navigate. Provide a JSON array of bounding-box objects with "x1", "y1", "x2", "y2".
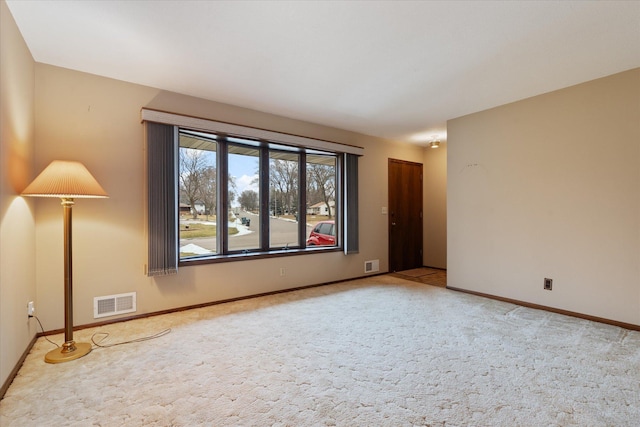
[{"x1": 22, "y1": 160, "x2": 108, "y2": 364}]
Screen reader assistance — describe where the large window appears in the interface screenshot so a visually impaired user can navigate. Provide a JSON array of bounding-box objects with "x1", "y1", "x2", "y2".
[
  {"x1": 177, "y1": 129, "x2": 339, "y2": 262},
  {"x1": 144, "y1": 110, "x2": 361, "y2": 274}
]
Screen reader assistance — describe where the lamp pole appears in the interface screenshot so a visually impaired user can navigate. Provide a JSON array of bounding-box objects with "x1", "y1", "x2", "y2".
[{"x1": 46, "y1": 197, "x2": 92, "y2": 363}]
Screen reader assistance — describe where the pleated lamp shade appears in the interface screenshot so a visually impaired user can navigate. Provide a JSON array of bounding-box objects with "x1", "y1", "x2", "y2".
[{"x1": 22, "y1": 160, "x2": 108, "y2": 198}]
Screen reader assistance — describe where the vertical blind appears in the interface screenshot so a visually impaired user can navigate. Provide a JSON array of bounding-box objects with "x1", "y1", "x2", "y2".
[
  {"x1": 344, "y1": 153, "x2": 359, "y2": 254},
  {"x1": 146, "y1": 122, "x2": 178, "y2": 276}
]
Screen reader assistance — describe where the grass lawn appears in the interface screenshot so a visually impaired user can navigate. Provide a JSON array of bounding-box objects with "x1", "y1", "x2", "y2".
[{"x1": 180, "y1": 222, "x2": 238, "y2": 238}]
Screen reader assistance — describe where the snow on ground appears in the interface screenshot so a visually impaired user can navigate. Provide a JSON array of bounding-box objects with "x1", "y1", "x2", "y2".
[
  {"x1": 179, "y1": 220, "x2": 251, "y2": 254},
  {"x1": 180, "y1": 243, "x2": 212, "y2": 255}
]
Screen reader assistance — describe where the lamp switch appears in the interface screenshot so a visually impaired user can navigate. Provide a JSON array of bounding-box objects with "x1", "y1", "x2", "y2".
[{"x1": 27, "y1": 301, "x2": 35, "y2": 317}]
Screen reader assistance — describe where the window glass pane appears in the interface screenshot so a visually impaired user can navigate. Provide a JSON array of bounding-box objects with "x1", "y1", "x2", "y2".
[
  {"x1": 269, "y1": 151, "x2": 299, "y2": 249},
  {"x1": 228, "y1": 144, "x2": 260, "y2": 252},
  {"x1": 306, "y1": 153, "x2": 337, "y2": 247},
  {"x1": 178, "y1": 133, "x2": 217, "y2": 259}
]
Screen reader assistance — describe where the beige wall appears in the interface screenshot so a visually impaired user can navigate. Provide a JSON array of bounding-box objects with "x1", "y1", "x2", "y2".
[
  {"x1": 32, "y1": 64, "x2": 426, "y2": 331},
  {"x1": 423, "y1": 143, "x2": 447, "y2": 269},
  {"x1": 0, "y1": 0, "x2": 37, "y2": 387},
  {"x1": 448, "y1": 69, "x2": 640, "y2": 325}
]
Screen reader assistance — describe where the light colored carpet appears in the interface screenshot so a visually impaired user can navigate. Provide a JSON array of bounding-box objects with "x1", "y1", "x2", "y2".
[{"x1": 1, "y1": 275, "x2": 639, "y2": 426}]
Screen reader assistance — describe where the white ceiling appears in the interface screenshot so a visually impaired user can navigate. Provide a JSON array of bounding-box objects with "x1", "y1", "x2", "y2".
[{"x1": 6, "y1": 0, "x2": 640, "y2": 145}]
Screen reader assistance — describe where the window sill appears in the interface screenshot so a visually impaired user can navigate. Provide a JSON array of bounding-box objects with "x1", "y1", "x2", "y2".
[{"x1": 179, "y1": 246, "x2": 343, "y2": 266}]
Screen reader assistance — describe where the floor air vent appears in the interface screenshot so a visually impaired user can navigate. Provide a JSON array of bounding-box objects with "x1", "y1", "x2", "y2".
[{"x1": 94, "y1": 292, "x2": 136, "y2": 319}]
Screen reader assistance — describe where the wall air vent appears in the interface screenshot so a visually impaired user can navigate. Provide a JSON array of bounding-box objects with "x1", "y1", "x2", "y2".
[
  {"x1": 364, "y1": 259, "x2": 380, "y2": 274},
  {"x1": 93, "y1": 292, "x2": 136, "y2": 319}
]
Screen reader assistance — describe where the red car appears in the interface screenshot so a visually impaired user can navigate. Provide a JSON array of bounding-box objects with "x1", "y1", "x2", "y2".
[{"x1": 306, "y1": 220, "x2": 336, "y2": 246}]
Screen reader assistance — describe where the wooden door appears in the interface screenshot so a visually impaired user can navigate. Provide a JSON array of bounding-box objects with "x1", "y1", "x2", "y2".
[{"x1": 388, "y1": 159, "x2": 423, "y2": 272}]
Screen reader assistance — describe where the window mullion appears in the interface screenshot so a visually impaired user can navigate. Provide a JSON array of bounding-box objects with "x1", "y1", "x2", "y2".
[
  {"x1": 259, "y1": 143, "x2": 270, "y2": 251},
  {"x1": 218, "y1": 137, "x2": 229, "y2": 254},
  {"x1": 299, "y1": 153, "x2": 307, "y2": 248}
]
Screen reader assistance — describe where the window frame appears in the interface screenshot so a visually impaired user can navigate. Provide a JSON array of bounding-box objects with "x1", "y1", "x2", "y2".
[{"x1": 177, "y1": 129, "x2": 343, "y2": 265}]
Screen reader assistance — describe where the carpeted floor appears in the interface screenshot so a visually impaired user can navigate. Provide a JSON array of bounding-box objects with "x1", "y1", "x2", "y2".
[{"x1": 1, "y1": 274, "x2": 639, "y2": 426}]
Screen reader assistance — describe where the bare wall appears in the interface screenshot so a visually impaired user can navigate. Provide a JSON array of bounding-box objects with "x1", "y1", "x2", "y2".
[
  {"x1": 33, "y1": 63, "x2": 425, "y2": 331},
  {"x1": 0, "y1": 0, "x2": 36, "y2": 388},
  {"x1": 447, "y1": 68, "x2": 640, "y2": 325},
  {"x1": 423, "y1": 143, "x2": 447, "y2": 269}
]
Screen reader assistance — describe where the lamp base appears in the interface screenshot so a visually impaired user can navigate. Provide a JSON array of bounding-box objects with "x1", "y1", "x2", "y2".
[{"x1": 44, "y1": 341, "x2": 92, "y2": 364}]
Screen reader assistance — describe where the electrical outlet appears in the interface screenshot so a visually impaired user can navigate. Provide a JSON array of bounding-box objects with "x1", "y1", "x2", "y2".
[
  {"x1": 27, "y1": 301, "x2": 35, "y2": 317},
  {"x1": 544, "y1": 278, "x2": 553, "y2": 291}
]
